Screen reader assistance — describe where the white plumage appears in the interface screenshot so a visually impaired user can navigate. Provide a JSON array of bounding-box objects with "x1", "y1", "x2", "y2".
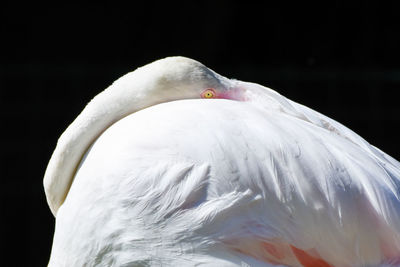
[{"x1": 45, "y1": 57, "x2": 400, "y2": 267}]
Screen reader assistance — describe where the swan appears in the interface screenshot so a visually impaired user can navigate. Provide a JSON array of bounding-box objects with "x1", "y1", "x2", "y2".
[{"x1": 45, "y1": 57, "x2": 400, "y2": 266}]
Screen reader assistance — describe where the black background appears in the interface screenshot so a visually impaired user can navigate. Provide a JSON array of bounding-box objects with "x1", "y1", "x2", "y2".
[{"x1": 2, "y1": 1, "x2": 400, "y2": 266}]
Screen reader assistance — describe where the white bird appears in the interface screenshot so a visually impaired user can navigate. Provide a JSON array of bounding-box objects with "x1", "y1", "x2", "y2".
[{"x1": 45, "y1": 57, "x2": 400, "y2": 267}]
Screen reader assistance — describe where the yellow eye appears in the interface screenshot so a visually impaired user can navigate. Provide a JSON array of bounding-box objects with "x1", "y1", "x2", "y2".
[
  {"x1": 201, "y1": 88, "x2": 216, "y2": 99},
  {"x1": 204, "y1": 91, "x2": 213, "y2": 98}
]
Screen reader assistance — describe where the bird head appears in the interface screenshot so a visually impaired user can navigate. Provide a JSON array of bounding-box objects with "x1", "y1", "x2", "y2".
[{"x1": 119, "y1": 56, "x2": 246, "y2": 105}]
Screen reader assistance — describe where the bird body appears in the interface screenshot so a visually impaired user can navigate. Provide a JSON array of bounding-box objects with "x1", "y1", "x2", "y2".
[{"x1": 45, "y1": 57, "x2": 400, "y2": 266}]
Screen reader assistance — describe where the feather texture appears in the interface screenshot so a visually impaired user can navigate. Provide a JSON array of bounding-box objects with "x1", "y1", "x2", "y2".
[{"x1": 48, "y1": 98, "x2": 400, "y2": 267}]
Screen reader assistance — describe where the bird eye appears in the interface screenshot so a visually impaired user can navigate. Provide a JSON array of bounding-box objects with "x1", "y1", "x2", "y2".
[{"x1": 201, "y1": 88, "x2": 216, "y2": 99}]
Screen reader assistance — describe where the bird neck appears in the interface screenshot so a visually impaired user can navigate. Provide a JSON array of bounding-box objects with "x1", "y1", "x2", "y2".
[{"x1": 43, "y1": 70, "x2": 158, "y2": 216}]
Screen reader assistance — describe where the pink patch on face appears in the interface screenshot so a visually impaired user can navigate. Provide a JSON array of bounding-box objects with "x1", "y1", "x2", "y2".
[
  {"x1": 201, "y1": 87, "x2": 246, "y2": 101},
  {"x1": 222, "y1": 87, "x2": 247, "y2": 101},
  {"x1": 216, "y1": 90, "x2": 232, "y2": 99}
]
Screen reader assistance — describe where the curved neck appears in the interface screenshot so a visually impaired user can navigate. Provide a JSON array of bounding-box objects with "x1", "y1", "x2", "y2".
[{"x1": 44, "y1": 70, "x2": 155, "y2": 216}]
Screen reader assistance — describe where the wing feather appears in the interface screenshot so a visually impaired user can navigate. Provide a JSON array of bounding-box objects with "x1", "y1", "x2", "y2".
[{"x1": 50, "y1": 99, "x2": 400, "y2": 266}]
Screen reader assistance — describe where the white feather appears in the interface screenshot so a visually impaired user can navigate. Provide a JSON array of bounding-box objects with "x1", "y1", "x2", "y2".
[
  {"x1": 46, "y1": 57, "x2": 400, "y2": 266},
  {"x1": 48, "y1": 99, "x2": 400, "y2": 266}
]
